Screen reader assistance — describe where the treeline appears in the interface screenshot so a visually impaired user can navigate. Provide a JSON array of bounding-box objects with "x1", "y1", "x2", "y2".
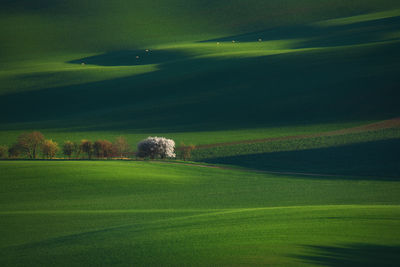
[
  {"x1": 0, "y1": 131, "x2": 131, "y2": 159},
  {"x1": 0, "y1": 131, "x2": 197, "y2": 160}
]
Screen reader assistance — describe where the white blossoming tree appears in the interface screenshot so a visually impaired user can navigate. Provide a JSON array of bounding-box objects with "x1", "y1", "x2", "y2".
[{"x1": 137, "y1": 137, "x2": 176, "y2": 159}]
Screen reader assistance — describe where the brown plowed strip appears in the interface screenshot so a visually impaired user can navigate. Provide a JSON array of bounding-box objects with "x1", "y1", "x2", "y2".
[{"x1": 181, "y1": 117, "x2": 400, "y2": 150}]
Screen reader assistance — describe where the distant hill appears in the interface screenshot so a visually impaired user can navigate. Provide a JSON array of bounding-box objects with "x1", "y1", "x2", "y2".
[{"x1": 1, "y1": 0, "x2": 400, "y2": 61}]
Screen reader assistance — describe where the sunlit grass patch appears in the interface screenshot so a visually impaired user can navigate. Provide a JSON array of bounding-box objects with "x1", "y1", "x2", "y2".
[
  {"x1": 0, "y1": 56, "x2": 159, "y2": 95},
  {"x1": 1, "y1": 161, "x2": 400, "y2": 266},
  {"x1": 314, "y1": 8, "x2": 400, "y2": 26}
]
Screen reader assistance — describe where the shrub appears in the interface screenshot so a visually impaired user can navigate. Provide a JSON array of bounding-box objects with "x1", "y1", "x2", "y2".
[
  {"x1": 137, "y1": 137, "x2": 175, "y2": 159},
  {"x1": 8, "y1": 143, "x2": 22, "y2": 158},
  {"x1": 80, "y1": 140, "x2": 94, "y2": 159},
  {"x1": 0, "y1": 145, "x2": 8, "y2": 158},
  {"x1": 94, "y1": 140, "x2": 114, "y2": 158},
  {"x1": 113, "y1": 136, "x2": 131, "y2": 158},
  {"x1": 41, "y1": 139, "x2": 59, "y2": 159},
  {"x1": 17, "y1": 131, "x2": 45, "y2": 159},
  {"x1": 63, "y1": 141, "x2": 76, "y2": 158}
]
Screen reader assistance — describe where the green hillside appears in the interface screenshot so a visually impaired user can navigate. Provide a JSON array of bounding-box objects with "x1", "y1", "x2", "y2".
[
  {"x1": 1, "y1": 1, "x2": 400, "y2": 149},
  {"x1": 1, "y1": 1, "x2": 399, "y2": 265},
  {"x1": 1, "y1": 0, "x2": 399, "y2": 61},
  {"x1": 1, "y1": 161, "x2": 400, "y2": 266}
]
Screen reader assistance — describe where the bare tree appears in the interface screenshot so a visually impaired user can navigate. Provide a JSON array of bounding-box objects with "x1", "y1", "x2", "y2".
[
  {"x1": 180, "y1": 143, "x2": 196, "y2": 161},
  {"x1": 137, "y1": 137, "x2": 175, "y2": 159},
  {"x1": 113, "y1": 136, "x2": 130, "y2": 158},
  {"x1": 41, "y1": 139, "x2": 59, "y2": 159},
  {"x1": 17, "y1": 131, "x2": 45, "y2": 159}
]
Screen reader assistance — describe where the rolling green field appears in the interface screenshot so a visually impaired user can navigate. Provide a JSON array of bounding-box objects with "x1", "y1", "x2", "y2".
[
  {"x1": 1, "y1": 161, "x2": 400, "y2": 266},
  {"x1": 1, "y1": 0, "x2": 400, "y2": 146},
  {"x1": 1, "y1": 0, "x2": 400, "y2": 266}
]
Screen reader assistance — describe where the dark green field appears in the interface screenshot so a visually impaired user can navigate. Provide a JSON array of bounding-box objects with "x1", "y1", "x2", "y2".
[
  {"x1": 1, "y1": 0, "x2": 400, "y2": 145},
  {"x1": 1, "y1": 0, "x2": 400, "y2": 266}
]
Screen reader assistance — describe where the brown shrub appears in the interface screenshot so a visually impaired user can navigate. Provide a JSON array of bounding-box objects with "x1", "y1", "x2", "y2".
[{"x1": 41, "y1": 139, "x2": 59, "y2": 159}]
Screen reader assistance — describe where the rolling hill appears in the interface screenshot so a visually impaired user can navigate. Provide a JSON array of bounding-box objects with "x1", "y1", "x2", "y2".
[
  {"x1": 1, "y1": 161, "x2": 400, "y2": 266},
  {"x1": 1, "y1": 1, "x2": 400, "y2": 265},
  {"x1": 1, "y1": 0, "x2": 400, "y2": 146}
]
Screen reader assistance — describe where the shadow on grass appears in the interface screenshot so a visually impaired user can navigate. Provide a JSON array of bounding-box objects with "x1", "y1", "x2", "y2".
[
  {"x1": 2, "y1": 39, "x2": 400, "y2": 133},
  {"x1": 203, "y1": 139, "x2": 400, "y2": 179},
  {"x1": 69, "y1": 49, "x2": 189, "y2": 66},
  {"x1": 293, "y1": 244, "x2": 400, "y2": 266},
  {"x1": 1, "y1": 13, "x2": 400, "y2": 132},
  {"x1": 203, "y1": 15, "x2": 400, "y2": 48}
]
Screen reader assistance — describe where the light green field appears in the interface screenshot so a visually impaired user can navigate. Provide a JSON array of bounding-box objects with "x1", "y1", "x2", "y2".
[{"x1": 1, "y1": 161, "x2": 400, "y2": 266}]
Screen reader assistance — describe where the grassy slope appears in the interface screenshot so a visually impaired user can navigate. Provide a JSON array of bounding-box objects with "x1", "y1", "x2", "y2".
[
  {"x1": 1, "y1": 0, "x2": 399, "y2": 61},
  {"x1": 192, "y1": 128, "x2": 400, "y2": 176},
  {"x1": 1, "y1": 39, "x2": 399, "y2": 146},
  {"x1": 1, "y1": 161, "x2": 400, "y2": 266},
  {"x1": 200, "y1": 136, "x2": 400, "y2": 177},
  {"x1": 1, "y1": 1, "x2": 399, "y2": 266},
  {"x1": 1, "y1": 1, "x2": 400, "y2": 148}
]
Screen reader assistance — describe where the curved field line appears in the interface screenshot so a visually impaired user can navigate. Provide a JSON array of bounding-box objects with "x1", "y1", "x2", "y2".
[
  {"x1": 4, "y1": 205, "x2": 398, "y2": 250},
  {"x1": 185, "y1": 117, "x2": 400, "y2": 150},
  {"x1": 1, "y1": 204, "x2": 397, "y2": 216},
  {"x1": 0, "y1": 209, "x2": 219, "y2": 215}
]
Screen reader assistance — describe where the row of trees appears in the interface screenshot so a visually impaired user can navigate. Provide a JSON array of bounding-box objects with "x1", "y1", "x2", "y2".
[
  {"x1": 0, "y1": 132, "x2": 131, "y2": 159},
  {"x1": 0, "y1": 132, "x2": 196, "y2": 160},
  {"x1": 2, "y1": 132, "x2": 59, "y2": 159},
  {"x1": 62, "y1": 138, "x2": 131, "y2": 159}
]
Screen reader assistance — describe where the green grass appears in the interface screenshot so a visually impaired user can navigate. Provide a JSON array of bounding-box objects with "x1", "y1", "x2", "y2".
[
  {"x1": 314, "y1": 8, "x2": 400, "y2": 26},
  {"x1": 192, "y1": 128, "x2": 400, "y2": 158},
  {"x1": 1, "y1": 1, "x2": 400, "y2": 146},
  {"x1": 0, "y1": 120, "x2": 373, "y2": 148},
  {"x1": 201, "y1": 139, "x2": 400, "y2": 177},
  {"x1": 2, "y1": 0, "x2": 399, "y2": 62},
  {"x1": 1, "y1": 39, "x2": 399, "y2": 145},
  {"x1": 0, "y1": 56, "x2": 159, "y2": 96},
  {"x1": 1, "y1": 2, "x2": 400, "y2": 265},
  {"x1": 191, "y1": 128, "x2": 400, "y2": 177},
  {"x1": 1, "y1": 161, "x2": 400, "y2": 266}
]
